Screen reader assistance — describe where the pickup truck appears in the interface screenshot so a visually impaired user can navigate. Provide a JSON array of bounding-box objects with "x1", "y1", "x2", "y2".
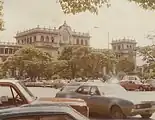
[{"x1": 0, "y1": 79, "x2": 89, "y2": 117}]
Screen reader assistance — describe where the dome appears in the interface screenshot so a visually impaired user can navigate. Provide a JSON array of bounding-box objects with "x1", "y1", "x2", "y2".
[{"x1": 58, "y1": 21, "x2": 72, "y2": 31}]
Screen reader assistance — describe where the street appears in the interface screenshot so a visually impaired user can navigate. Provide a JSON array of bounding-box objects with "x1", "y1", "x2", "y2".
[{"x1": 28, "y1": 87, "x2": 155, "y2": 120}]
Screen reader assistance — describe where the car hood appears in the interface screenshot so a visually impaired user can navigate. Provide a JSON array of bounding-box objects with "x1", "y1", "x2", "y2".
[
  {"x1": 105, "y1": 92, "x2": 155, "y2": 105},
  {"x1": 32, "y1": 97, "x2": 87, "y2": 106}
]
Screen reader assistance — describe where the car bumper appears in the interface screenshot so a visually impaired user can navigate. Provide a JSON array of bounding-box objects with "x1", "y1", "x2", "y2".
[{"x1": 131, "y1": 106, "x2": 155, "y2": 116}]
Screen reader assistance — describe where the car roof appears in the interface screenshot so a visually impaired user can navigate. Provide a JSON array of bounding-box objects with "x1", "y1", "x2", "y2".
[
  {"x1": 0, "y1": 103, "x2": 72, "y2": 117},
  {"x1": 82, "y1": 82, "x2": 120, "y2": 87}
]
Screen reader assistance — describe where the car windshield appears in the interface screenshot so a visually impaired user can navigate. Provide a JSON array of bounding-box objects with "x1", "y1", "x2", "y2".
[
  {"x1": 98, "y1": 84, "x2": 127, "y2": 95},
  {"x1": 62, "y1": 85, "x2": 79, "y2": 92},
  {"x1": 16, "y1": 81, "x2": 36, "y2": 102}
]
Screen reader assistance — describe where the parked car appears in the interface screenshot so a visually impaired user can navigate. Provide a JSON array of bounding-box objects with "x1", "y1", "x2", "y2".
[
  {"x1": 56, "y1": 82, "x2": 155, "y2": 119},
  {"x1": 0, "y1": 103, "x2": 89, "y2": 120},
  {"x1": 60, "y1": 82, "x2": 85, "y2": 92},
  {"x1": 120, "y1": 80, "x2": 152, "y2": 91},
  {"x1": 0, "y1": 79, "x2": 89, "y2": 117}
]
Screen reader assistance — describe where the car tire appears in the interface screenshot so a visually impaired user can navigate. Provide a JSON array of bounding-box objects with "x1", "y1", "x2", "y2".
[
  {"x1": 141, "y1": 114, "x2": 152, "y2": 118},
  {"x1": 110, "y1": 105, "x2": 126, "y2": 119}
]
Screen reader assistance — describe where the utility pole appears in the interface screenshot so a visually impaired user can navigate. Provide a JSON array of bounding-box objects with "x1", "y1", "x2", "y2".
[{"x1": 107, "y1": 32, "x2": 110, "y2": 75}]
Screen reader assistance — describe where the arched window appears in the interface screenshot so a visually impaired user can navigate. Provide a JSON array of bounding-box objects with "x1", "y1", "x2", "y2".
[
  {"x1": 41, "y1": 36, "x2": 44, "y2": 42},
  {"x1": 46, "y1": 36, "x2": 49, "y2": 42},
  {"x1": 76, "y1": 39, "x2": 79, "y2": 45},
  {"x1": 51, "y1": 37, "x2": 54, "y2": 43},
  {"x1": 33, "y1": 36, "x2": 36, "y2": 42},
  {"x1": 85, "y1": 40, "x2": 88, "y2": 45},
  {"x1": 27, "y1": 38, "x2": 29, "y2": 44},
  {"x1": 30, "y1": 37, "x2": 32, "y2": 43},
  {"x1": 5, "y1": 48, "x2": 8, "y2": 54},
  {"x1": 118, "y1": 45, "x2": 121, "y2": 50},
  {"x1": 24, "y1": 38, "x2": 26, "y2": 44},
  {"x1": 81, "y1": 39, "x2": 83, "y2": 45}
]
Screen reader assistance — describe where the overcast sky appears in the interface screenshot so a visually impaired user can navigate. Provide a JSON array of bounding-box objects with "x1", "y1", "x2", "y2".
[{"x1": 1, "y1": 0, "x2": 155, "y2": 50}]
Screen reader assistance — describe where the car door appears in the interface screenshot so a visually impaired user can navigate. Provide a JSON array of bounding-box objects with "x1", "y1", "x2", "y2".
[{"x1": 87, "y1": 86, "x2": 102, "y2": 114}]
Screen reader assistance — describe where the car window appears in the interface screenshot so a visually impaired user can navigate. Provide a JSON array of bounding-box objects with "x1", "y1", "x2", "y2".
[
  {"x1": 76, "y1": 86, "x2": 90, "y2": 95},
  {"x1": 90, "y1": 86, "x2": 100, "y2": 96},
  {"x1": 0, "y1": 85, "x2": 23, "y2": 107},
  {"x1": 40, "y1": 114, "x2": 74, "y2": 120}
]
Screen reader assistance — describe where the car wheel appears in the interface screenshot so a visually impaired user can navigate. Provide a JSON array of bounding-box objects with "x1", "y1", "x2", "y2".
[
  {"x1": 110, "y1": 105, "x2": 126, "y2": 119},
  {"x1": 141, "y1": 114, "x2": 152, "y2": 118}
]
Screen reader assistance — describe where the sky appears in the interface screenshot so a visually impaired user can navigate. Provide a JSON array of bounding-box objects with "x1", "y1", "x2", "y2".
[{"x1": 1, "y1": 0, "x2": 155, "y2": 50}]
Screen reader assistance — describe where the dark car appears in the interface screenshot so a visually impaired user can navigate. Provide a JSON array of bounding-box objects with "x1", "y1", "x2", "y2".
[
  {"x1": 0, "y1": 103, "x2": 89, "y2": 120},
  {"x1": 56, "y1": 82, "x2": 155, "y2": 119}
]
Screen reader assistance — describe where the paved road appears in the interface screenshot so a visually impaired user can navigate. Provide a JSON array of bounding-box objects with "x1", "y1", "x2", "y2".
[{"x1": 28, "y1": 87, "x2": 155, "y2": 120}]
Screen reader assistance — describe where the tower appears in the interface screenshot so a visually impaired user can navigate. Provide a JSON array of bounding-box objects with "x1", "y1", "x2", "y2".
[{"x1": 111, "y1": 38, "x2": 137, "y2": 70}]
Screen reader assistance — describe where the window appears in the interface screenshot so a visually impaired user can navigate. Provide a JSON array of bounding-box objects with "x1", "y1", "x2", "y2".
[
  {"x1": 30, "y1": 37, "x2": 32, "y2": 43},
  {"x1": 27, "y1": 38, "x2": 30, "y2": 44},
  {"x1": 76, "y1": 86, "x2": 90, "y2": 95},
  {"x1": 85, "y1": 40, "x2": 88, "y2": 45},
  {"x1": 0, "y1": 85, "x2": 24, "y2": 107},
  {"x1": 40, "y1": 114, "x2": 74, "y2": 120},
  {"x1": 76, "y1": 39, "x2": 79, "y2": 45},
  {"x1": 118, "y1": 45, "x2": 121, "y2": 50},
  {"x1": 46, "y1": 36, "x2": 49, "y2": 42},
  {"x1": 51, "y1": 37, "x2": 54, "y2": 43},
  {"x1": 33, "y1": 36, "x2": 36, "y2": 42},
  {"x1": 81, "y1": 39, "x2": 83, "y2": 45},
  {"x1": 90, "y1": 86, "x2": 100, "y2": 96},
  {"x1": 41, "y1": 36, "x2": 44, "y2": 41}
]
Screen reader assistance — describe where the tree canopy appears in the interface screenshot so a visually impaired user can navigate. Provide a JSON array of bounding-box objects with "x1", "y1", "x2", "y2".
[
  {"x1": 59, "y1": 0, "x2": 155, "y2": 15},
  {"x1": 2, "y1": 46, "x2": 52, "y2": 80}
]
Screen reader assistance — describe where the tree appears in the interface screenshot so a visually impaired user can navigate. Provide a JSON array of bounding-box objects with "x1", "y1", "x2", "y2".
[
  {"x1": 2, "y1": 46, "x2": 52, "y2": 80},
  {"x1": 116, "y1": 58, "x2": 135, "y2": 73},
  {"x1": 0, "y1": 1, "x2": 3, "y2": 31},
  {"x1": 138, "y1": 46, "x2": 155, "y2": 78},
  {"x1": 58, "y1": 45, "x2": 117, "y2": 78},
  {"x1": 58, "y1": 45, "x2": 82, "y2": 79},
  {"x1": 59, "y1": 0, "x2": 155, "y2": 15}
]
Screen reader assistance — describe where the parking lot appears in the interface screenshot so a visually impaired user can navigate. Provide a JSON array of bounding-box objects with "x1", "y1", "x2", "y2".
[{"x1": 28, "y1": 87, "x2": 155, "y2": 120}]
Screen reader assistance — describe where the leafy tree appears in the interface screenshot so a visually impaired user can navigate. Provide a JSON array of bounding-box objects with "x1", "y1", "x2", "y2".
[
  {"x1": 116, "y1": 58, "x2": 135, "y2": 73},
  {"x1": 58, "y1": 45, "x2": 117, "y2": 78},
  {"x1": 43, "y1": 60, "x2": 68, "y2": 79},
  {"x1": 0, "y1": 1, "x2": 3, "y2": 31},
  {"x1": 2, "y1": 46, "x2": 52, "y2": 81},
  {"x1": 58, "y1": 45, "x2": 81, "y2": 79}
]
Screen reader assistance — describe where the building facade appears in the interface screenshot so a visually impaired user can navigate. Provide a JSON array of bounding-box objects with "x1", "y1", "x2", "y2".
[
  {"x1": 111, "y1": 38, "x2": 137, "y2": 68},
  {"x1": 0, "y1": 21, "x2": 91, "y2": 62},
  {"x1": 15, "y1": 21, "x2": 90, "y2": 57}
]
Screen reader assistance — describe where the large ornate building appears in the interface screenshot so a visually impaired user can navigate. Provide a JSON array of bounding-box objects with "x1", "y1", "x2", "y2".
[{"x1": 0, "y1": 21, "x2": 91, "y2": 62}]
